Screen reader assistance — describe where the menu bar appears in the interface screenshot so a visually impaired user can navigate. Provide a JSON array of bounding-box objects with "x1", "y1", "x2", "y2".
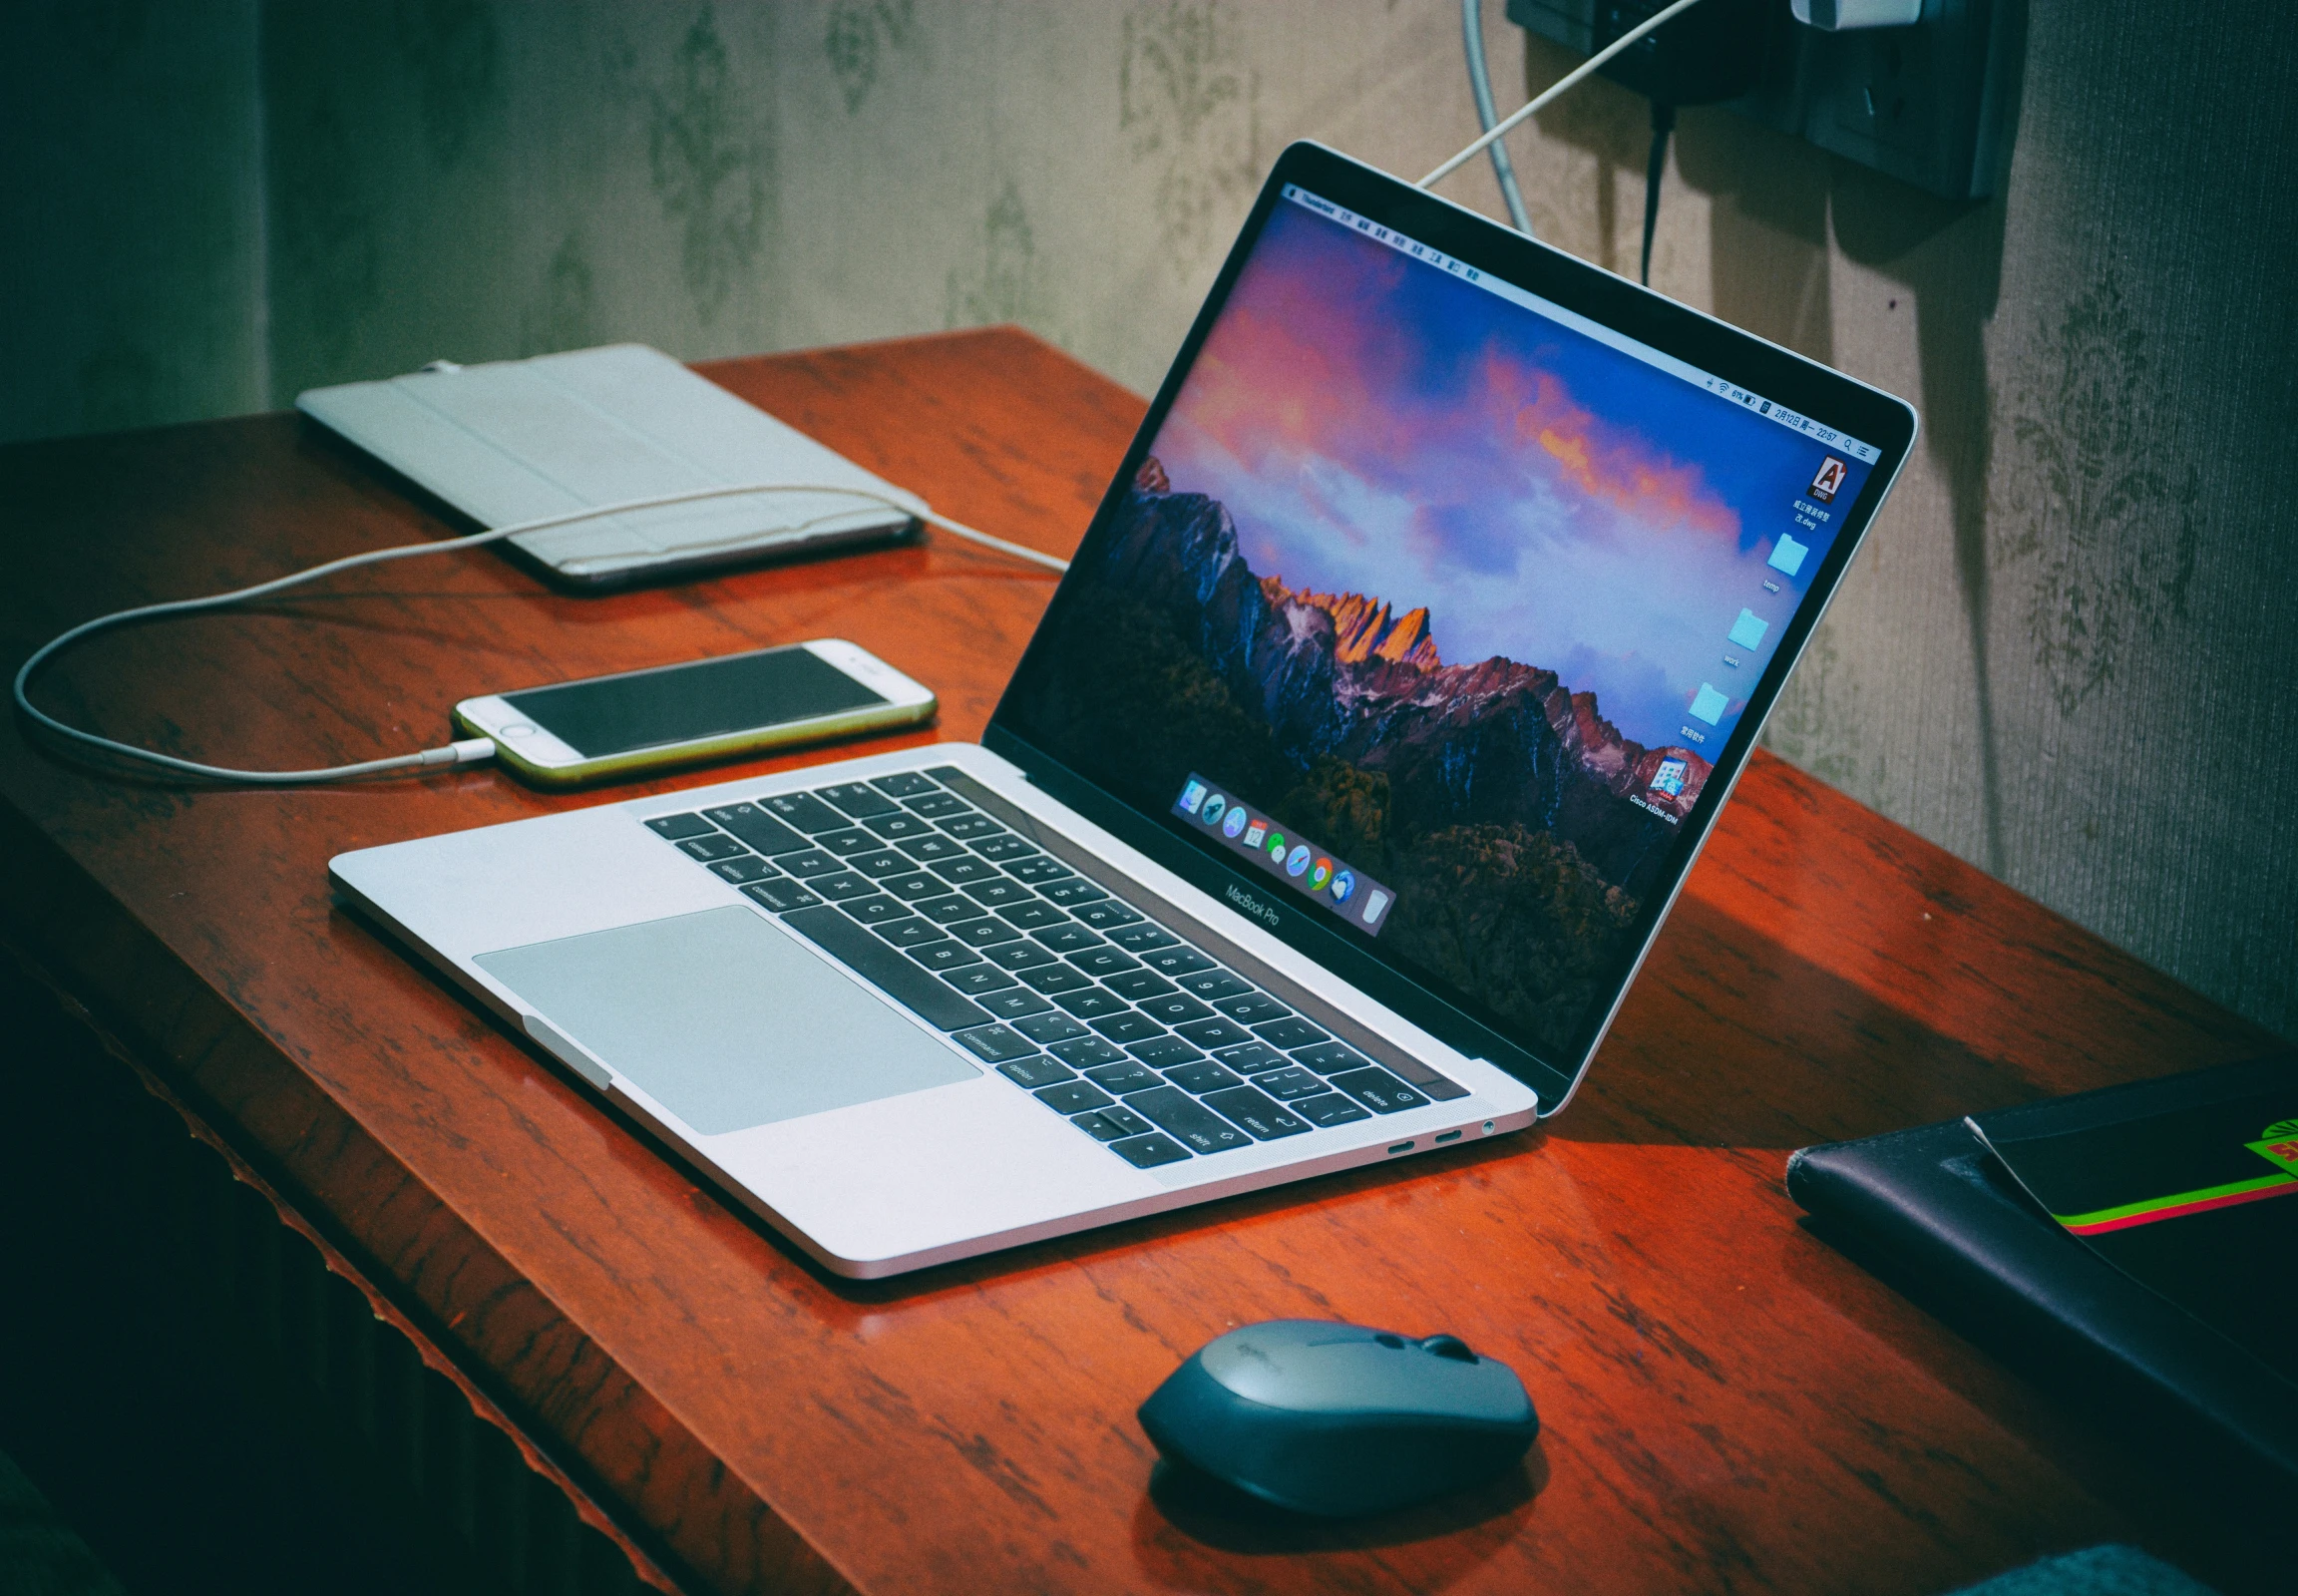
[
  {"x1": 1694, "y1": 376, "x2": 1880, "y2": 463},
  {"x1": 1281, "y1": 185, "x2": 1881, "y2": 465}
]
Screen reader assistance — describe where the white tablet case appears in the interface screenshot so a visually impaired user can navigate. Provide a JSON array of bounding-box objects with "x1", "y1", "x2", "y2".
[{"x1": 296, "y1": 344, "x2": 924, "y2": 587}]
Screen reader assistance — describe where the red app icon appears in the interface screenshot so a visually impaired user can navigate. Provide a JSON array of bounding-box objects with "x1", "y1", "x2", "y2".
[{"x1": 1808, "y1": 456, "x2": 1848, "y2": 503}]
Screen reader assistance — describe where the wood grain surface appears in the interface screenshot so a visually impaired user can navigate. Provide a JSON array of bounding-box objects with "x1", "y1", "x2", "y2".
[{"x1": 0, "y1": 329, "x2": 2276, "y2": 1596}]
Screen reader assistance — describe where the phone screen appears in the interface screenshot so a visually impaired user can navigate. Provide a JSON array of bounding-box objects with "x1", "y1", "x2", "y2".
[{"x1": 503, "y1": 646, "x2": 888, "y2": 757}]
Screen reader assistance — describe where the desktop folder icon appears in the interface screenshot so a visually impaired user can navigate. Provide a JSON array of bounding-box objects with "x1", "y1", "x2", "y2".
[
  {"x1": 1767, "y1": 534, "x2": 1809, "y2": 578},
  {"x1": 1726, "y1": 608, "x2": 1769, "y2": 650}
]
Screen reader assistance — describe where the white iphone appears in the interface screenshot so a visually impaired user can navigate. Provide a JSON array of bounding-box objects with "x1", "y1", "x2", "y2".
[{"x1": 454, "y1": 639, "x2": 937, "y2": 788}]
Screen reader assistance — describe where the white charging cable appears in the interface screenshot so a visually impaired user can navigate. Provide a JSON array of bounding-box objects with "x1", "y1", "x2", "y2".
[
  {"x1": 13, "y1": 483, "x2": 1068, "y2": 786},
  {"x1": 1461, "y1": 0, "x2": 1534, "y2": 234},
  {"x1": 1421, "y1": 0, "x2": 1710, "y2": 193}
]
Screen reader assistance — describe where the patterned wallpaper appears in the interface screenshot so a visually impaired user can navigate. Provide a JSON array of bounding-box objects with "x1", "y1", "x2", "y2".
[{"x1": 3, "y1": 0, "x2": 2293, "y2": 1041}]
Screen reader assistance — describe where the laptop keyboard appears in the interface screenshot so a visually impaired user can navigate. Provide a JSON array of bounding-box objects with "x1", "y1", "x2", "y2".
[{"x1": 641, "y1": 766, "x2": 1463, "y2": 1169}]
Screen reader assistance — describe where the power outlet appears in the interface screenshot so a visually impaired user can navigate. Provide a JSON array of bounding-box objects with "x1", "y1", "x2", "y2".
[{"x1": 1503, "y1": 0, "x2": 2024, "y2": 199}]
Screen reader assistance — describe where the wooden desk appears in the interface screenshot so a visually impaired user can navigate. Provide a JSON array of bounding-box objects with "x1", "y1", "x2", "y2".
[{"x1": 0, "y1": 330, "x2": 2275, "y2": 1596}]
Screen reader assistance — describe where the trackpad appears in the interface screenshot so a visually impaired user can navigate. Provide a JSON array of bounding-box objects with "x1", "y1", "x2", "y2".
[{"x1": 475, "y1": 906, "x2": 978, "y2": 1134}]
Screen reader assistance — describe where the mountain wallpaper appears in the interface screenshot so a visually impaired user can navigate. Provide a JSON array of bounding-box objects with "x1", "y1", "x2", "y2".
[
  {"x1": 1022, "y1": 456, "x2": 1714, "y2": 1059},
  {"x1": 1007, "y1": 194, "x2": 1853, "y2": 1060}
]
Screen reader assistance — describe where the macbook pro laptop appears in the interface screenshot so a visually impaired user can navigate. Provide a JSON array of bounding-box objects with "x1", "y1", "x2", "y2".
[{"x1": 330, "y1": 142, "x2": 1917, "y2": 1278}]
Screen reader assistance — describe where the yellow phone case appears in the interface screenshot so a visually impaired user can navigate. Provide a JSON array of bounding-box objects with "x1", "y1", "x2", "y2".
[{"x1": 456, "y1": 696, "x2": 937, "y2": 789}]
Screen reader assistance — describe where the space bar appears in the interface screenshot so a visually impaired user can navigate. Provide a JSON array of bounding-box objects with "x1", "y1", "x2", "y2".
[{"x1": 779, "y1": 907, "x2": 989, "y2": 1031}]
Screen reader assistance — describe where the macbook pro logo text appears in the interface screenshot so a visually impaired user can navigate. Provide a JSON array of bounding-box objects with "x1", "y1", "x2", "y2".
[{"x1": 1225, "y1": 883, "x2": 1280, "y2": 929}]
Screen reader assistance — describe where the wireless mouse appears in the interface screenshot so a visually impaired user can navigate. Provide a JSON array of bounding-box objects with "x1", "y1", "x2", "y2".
[{"x1": 1138, "y1": 1319, "x2": 1539, "y2": 1517}]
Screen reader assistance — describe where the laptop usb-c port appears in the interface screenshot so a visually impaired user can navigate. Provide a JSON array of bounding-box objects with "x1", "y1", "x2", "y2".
[
  {"x1": 1434, "y1": 1129, "x2": 1462, "y2": 1144},
  {"x1": 1387, "y1": 1141, "x2": 1414, "y2": 1154}
]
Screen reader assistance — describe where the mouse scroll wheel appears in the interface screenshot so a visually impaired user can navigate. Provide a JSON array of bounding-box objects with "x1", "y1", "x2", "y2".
[{"x1": 1419, "y1": 1334, "x2": 1477, "y2": 1363}]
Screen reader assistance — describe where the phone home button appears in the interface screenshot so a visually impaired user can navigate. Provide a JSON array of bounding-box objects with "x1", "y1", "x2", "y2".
[{"x1": 500, "y1": 721, "x2": 537, "y2": 739}]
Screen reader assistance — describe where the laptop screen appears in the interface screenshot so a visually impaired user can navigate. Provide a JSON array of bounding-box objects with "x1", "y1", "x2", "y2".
[{"x1": 995, "y1": 165, "x2": 1893, "y2": 1082}]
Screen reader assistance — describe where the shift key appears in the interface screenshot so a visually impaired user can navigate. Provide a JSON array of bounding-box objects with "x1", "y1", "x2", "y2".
[{"x1": 1123, "y1": 1085, "x2": 1250, "y2": 1155}]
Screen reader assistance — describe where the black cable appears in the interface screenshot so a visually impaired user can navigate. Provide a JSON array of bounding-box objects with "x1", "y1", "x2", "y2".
[{"x1": 1640, "y1": 100, "x2": 1675, "y2": 287}]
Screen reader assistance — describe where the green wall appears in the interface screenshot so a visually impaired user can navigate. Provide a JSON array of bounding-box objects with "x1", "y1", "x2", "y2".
[{"x1": 4, "y1": 0, "x2": 2293, "y2": 1043}]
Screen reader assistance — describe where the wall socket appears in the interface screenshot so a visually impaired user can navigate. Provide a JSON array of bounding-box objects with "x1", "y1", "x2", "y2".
[{"x1": 1503, "y1": 0, "x2": 2024, "y2": 199}]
